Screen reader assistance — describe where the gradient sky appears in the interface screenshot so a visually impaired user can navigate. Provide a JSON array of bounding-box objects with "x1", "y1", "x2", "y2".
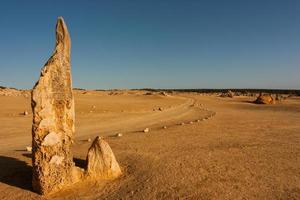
[{"x1": 0, "y1": 0, "x2": 299, "y2": 89}]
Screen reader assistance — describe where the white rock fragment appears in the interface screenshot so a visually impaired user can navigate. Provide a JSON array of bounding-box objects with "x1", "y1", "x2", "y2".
[
  {"x1": 26, "y1": 146, "x2": 32, "y2": 152},
  {"x1": 143, "y1": 128, "x2": 150, "y2": 133},
  {"x1": 49, "y1": 155, "x2": 64, "y2": 165},
  {"x1": 116, "y1": 133, "x2": 122, "y2": 137},
  {"x1": 42, "y1": 132, "x2": 61, "y2": 146}
]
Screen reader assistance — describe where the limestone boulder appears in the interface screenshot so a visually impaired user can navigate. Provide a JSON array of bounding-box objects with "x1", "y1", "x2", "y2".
[
  {"x1": 254, "y1": 94, "x2": 275, "y2": 104},
  {"x1": 86, "y1": 136, "x2": 121, "y2": 179}
]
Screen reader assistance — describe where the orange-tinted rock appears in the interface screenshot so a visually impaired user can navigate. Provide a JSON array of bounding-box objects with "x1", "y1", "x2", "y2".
[
  {"x1": 31, "y1": 17, "x2": 81, "y2": 195},
  {"x1": 220, "y1": 90, "x2": 234, "y2": 98},
  {"x1": 254, "y1": 94, "x2": 275, "y2": 104},
  {"x1": 86, "y1": 136, "x2": 122, "y2": 179}
]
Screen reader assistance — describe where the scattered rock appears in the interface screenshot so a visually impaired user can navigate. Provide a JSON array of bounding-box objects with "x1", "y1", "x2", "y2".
[
  {"x1": 254, "y1": 93, "x2": 275, "y2": 104},
  {"x1": 189, "y1": 121, "x2": 193, "y2": 124},
  {"x1": 116, "y1": 133, "x2": 122, "y2": 137},
  {"x1": 143, "y1": 128, "x2": 150, "y2": 133},
  {"x1": 23, "y1": 111, "x2": 29, "y2": 115},
  {"x1": 163, "y1": 126, "x2": 167, "y2": 129},
  {"x1": 86, "y1": 136, "x2": 122, "y2": 179},
  {"x1": 159, "y1": 91, "x2": 168, "y2": 96},
  {"x1": 275, "y1": 94, "x2": 285, "y2": 102},
  {"x1": 181, "y1": 122, "x2": 185, "y2": 125},
  {"x1": 26, "y1": 146, "x2": 32, "y2": 152},
  {"x1": 158, "y1": 107, "x2": 163, "y2": 111},
  {"x1": 88, "y1": 138, "x2": 92, "y2": 142},
  {"x1": 220, "y1": 90, "x2": 234, "y2": 98}
]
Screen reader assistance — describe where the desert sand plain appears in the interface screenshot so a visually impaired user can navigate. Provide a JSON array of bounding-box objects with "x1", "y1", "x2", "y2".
[{"x1": 0, "y1": 89, "x2": 299, "y2": 200}]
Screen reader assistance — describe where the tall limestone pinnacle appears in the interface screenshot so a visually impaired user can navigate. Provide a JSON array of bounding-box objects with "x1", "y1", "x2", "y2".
[
  {"x1": 31, "y1": 17, "x2": 121, "y2": 195},
  {"x1": 31, "y1": 17, "x2": 80, "y2": 195}
]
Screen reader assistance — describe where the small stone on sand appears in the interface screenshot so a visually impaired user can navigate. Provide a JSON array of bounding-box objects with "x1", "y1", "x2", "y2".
[
  {"x1": 116, "y1": 133, "x2": 122, "y2": 137},
  {"x1": 88, "y1": 138, "x2": 92, "y2": 142},
  {"x1": 24, "y1": 111, "x2": 28, "y2": 115},
  {"x1": 143, "y1": 128, "x2": 150, "y2": 133}
]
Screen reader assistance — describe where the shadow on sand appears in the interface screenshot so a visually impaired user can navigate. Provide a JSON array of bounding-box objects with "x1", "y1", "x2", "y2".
[
  {"x1": 0, "y1": 154, "x2": 86, "y2": 192},
  {"x1": 0, "y1": 155, "x2": 32, "y2": 191}
]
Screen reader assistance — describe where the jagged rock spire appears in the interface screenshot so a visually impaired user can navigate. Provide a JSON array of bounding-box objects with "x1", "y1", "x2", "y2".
[
  {"x1": 31, "y1": 17, "x2": 80, "y2": 195},
  {"x1": 31, "y1": 17, "x2": 121, "y2": 195}
]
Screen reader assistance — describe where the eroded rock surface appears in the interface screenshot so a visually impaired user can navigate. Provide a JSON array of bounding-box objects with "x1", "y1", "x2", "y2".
[
  {"x1": 31, "y1": 17, "x2": 79, "y2": 195},
  {"x1": 86, "y1": 136, "x2": 122, "y2": 179},
  {"x1": 254, "y1": 93, "x2": 275, "y2": 104},
  {"x1": 220, "y1": 90, "x2": 234, "y2": 98}
]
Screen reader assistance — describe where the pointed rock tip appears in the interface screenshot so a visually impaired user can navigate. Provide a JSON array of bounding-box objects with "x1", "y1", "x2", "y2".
[
  {"x1": 55, "y1": 16, "x2": 70, "y2": 51},
  {"x1": 57, "y1": 16, "x2": 65, "y2": 24},
  {"x1": 56, "y1": 17, "x2": 67, "y2": 32}
]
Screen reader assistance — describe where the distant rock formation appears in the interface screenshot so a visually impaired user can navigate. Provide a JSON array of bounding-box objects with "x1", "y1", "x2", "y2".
[
  {"x1": 31, "y1": 17, "x2": 82, "y2": 195},
  {"x1": 220, "y1": 90, "x2": 234, "y2": 98},
  {"x1": 31, "y1": 17, "x2": 121, "y2": 195},
  {"x1": 0, "y1": 87, "x2": 30, "y2": 97},
  {"x1": 254, "y1": 93, "x2": 275, "y2": 104},
  {"x1": 86, "y1": 136, "x2": 122, "y2": 179}
]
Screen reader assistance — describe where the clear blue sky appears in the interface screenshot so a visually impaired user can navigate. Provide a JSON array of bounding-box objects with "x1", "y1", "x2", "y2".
[{"x1": 0, "y1": 0, "x2": 299, "y2": 89}]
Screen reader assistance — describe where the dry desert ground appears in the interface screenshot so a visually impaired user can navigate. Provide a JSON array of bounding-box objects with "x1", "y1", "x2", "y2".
[{"x1": 0, "y1": 90, "x2": 299, "y2": 199}]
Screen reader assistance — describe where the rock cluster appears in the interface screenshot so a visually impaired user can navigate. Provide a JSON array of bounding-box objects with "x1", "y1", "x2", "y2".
[
  {"x1": 220, "y1": 90, "x2": 234, "y2": 98},
  {"x1": 0, "y1": 88, "x2": 30, "y2": 97}
]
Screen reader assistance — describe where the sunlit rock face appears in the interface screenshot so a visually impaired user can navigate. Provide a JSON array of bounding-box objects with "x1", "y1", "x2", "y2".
[
  {"x1": 254, "y1": 94, "x2": 275, "y2": 104},
  {"x1": 31, "y1": 17, "x2": 121, "y2": 195},
  {"x1": 86, "y1": 136, "x2": 122, "y2": 179},
  {"x1": 31, "y1": 17, "x2": 80, "y2": 195}
]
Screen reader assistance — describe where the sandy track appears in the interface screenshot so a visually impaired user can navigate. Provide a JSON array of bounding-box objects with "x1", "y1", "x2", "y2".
[
  {"x1": 75, "y1": 95, "x2": 212, "y2": 141},
  {"x1": 0, "y1": 92, "x2": 212, "y2": 152}
]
